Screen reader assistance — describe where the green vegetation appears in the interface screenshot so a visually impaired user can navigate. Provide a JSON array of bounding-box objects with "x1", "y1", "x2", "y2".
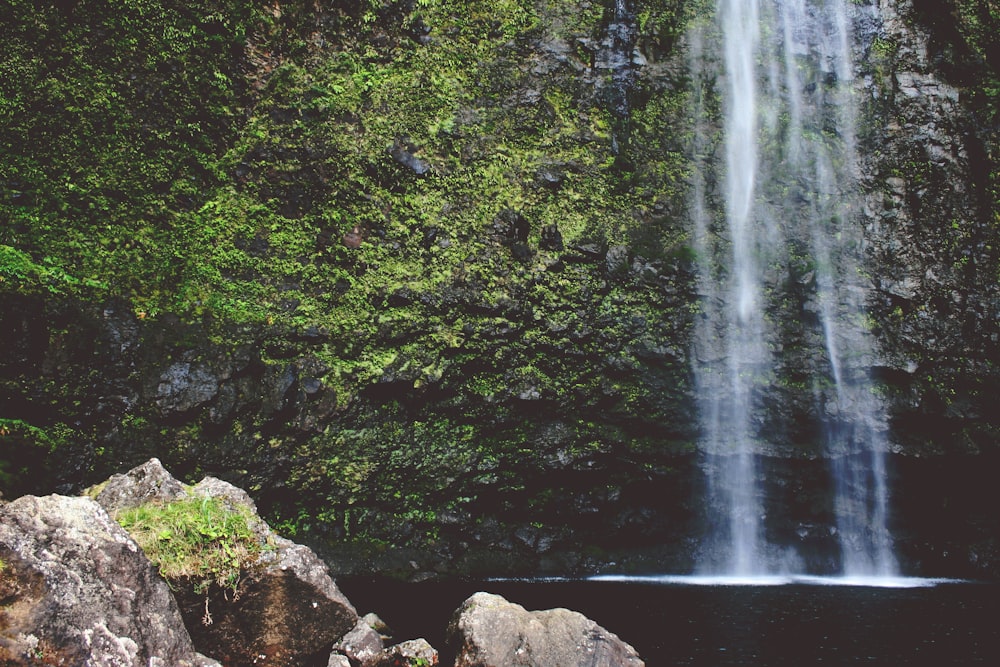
[
  {"x1": 0, "y1": 0, "x2": 699, "y2": 385},
  {"x1": 116, "y1": 497, "x2": 269, "y2": 594},
  {"x1": 0, "y1": 0, "x2": 711, "y2": 565},
  {"x1": 0, "y1": 0, "x2": 260, "y2": 303},
  {"x1": 1, "y1": 0, "x2": 995, "y2": 572},
  {"x1": 938, "y1": 2, "x2": 1000, "y2": 211}
]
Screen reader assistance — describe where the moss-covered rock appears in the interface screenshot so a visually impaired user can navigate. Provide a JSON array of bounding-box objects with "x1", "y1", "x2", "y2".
[{"x1": 1, "y1": 0, "x2": 999, "y2": 578}]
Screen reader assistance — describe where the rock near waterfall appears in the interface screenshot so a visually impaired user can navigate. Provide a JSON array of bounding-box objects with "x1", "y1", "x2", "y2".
[
  {"x1": 447, "y1": 592, "x2": 644, "y2": 667},
  {"x1": 91, "y1": 458, "x2": 359, "y2": 667},
  {"x1": 0, "y1": 494, "x2": 218, "y2": 667}
]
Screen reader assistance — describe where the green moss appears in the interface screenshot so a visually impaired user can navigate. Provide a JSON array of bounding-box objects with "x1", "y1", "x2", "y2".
[
  {"x1": 116, "y1": 497, "x2": 270, "y2": 594},
  {"x1": 2, "y1": 1, "x2": 704, "y2": 558},
  {"x1": 83, "y1": 480, "x2": 109, "y2": 500}
]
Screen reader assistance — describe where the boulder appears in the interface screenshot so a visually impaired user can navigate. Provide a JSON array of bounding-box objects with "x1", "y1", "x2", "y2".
[
  {"x1": 92, "y1": 456, "x2": 187, "y2": 515},
  {"x1": 0, "y1": 494, "x2": 218, "y2": 667},
  {"x1": 447, "y1": 592, "x2": 644, "y2": 667},
  {"x1": 333, "y1": 617, "x2": 385, "y2": 666},
  {"x1": 93, "y1": 459, "x2": 358, "y2": 667},
  {"x1": 190, "y1": 475, "x2": 259, "y2": 513},
  {"x1": 362, "y1": 612, "x2": 394, "y2": 638},
  {"x1": 375, "y1": 638, "x2": 438, "y2": 667}
]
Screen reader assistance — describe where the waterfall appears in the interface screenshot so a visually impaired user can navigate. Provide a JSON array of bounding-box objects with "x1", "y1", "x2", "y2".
[{"x1": 690, "y1": 0, "x2": 897, "y2": 577}]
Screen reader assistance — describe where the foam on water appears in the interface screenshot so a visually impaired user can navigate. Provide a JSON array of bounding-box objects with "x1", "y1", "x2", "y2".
[{"x1": 588, "y1": 573, "x2": 958, "y2": 588}]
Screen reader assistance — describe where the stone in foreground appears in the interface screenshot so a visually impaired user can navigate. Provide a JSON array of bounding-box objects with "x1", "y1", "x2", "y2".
[
  {"x1": 93, "y1": 459, "x2": 358, "y2": 667},
  {"x1": 375, "y1": 638, "x2": 439, "y2": 666},
  {"x1": 0, "y1": 494, "x2": 218, "y2": 667},
  {"x1": 448, "y1": 592, "x2": 644, "y2": 667},
  {"x1": 332, "y1": 615, "x2": 386, "y2": 666}
]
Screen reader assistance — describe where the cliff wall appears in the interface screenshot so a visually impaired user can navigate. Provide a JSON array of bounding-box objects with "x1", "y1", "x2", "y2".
[{"x1": 1, "y1": 0, "x2": 997, "y2": 577}]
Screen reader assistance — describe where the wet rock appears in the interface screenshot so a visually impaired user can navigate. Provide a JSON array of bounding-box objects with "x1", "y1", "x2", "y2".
[
  {"x1": 343, "y1": 226, "x2": 365, "y2": 249},
  {"x1": 493, "y1": 208, "x2": 530, "y2": 245},
  {"x1": 605, "y1": 244, "x2": 630, "y2": 276},
  {"x1": 447, "y1": 592, "x2": 644, "y2": 667},
  {"x1": 262, "y1": 362, "x2": 297, "y2": 416},
  {"x1": 535, "y1": 164, "x2": 565, "y2": 189},
  {"x1": 389, "y1": 139, "x2": 431, "y2": 175},
  {"x1": 540, "y1": 224, "x2": 564, "y2": 251},
  {"x1": 0, "y1": 494, "x2": 217, "y2": 667}
]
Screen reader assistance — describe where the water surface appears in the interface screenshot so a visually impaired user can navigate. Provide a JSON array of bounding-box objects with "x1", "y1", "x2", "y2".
[{"x1": 339, "y1": 577, "x2": 999, "y2": 666}]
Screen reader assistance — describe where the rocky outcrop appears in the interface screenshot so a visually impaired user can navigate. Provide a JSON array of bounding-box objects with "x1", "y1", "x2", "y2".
[
  {"x1": 447, "y1": 592, "x2": 644, "y2": 667},
  {"x1": 0, "y1": 494, "x2": 218, "y2": 667},
  {"x1": 92, "y1": 459, "x2": 359, "y2": 667},
  {"x1": 0, "y1": 460, "x2": 457, "y2": 666},
  {"x1": 332, "y1": 617, "x2": 385, "y2": 667},
  {"x1": 176, "y1": 533, "x2": 358, "y2": 667},
  {"x1": 93, "y1": 456, "x2": 188, "y2": 514},
  {"x1": 860, "y1": 0, "x2": 1000, "y2": 455}
]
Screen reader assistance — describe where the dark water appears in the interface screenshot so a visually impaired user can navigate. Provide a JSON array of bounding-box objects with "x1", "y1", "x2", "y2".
[{"x1": 338, "y1": 577, "x2": 1000, "y2": 666}]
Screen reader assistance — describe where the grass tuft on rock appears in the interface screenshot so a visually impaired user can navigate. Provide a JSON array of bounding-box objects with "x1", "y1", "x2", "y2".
[{"x1": 116, "y1": 497, "x2": 269, "y2": 594}]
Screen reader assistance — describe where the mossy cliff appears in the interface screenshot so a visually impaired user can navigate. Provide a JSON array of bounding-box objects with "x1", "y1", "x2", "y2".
[{"x1": 2, "y1": 1, "x2": 999, "y2": 577}]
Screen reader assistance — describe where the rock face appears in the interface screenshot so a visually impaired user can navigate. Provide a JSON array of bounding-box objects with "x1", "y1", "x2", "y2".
[
  {"x1": 1, "y1": 0, "x2": 998, "y2": 581},
  {"x1": 447, "y1": 592, "x2": 644, "y2": 667},
  {"x1": 859, "y1": 0, "x2": 1000, "y2": 458},
  {"x1": 92, "y1": 459, "x2": 359, "y2": 667},
  {"x1": 0, "y1": 494, "x2": 218, "y2": 667}
]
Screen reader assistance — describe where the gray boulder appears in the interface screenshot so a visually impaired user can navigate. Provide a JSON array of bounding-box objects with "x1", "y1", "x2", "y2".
[
  {"x1": 92, "y1": 459, "x2": 358, "y2": 667},
  {"x1": 190, "y1": 475, "x2": 259, "y2": 513},
  {"x1": 333, "y1": 617, "x2": 385, "y2": 666},
  {"x1": 448, "y1": 592, "x2": 644, "y2": 667},
  {"x1": 362, "y1": 612, "x2": 393, "y2": 638},
  {"x1": 0, "y1": 494, "x2": 219, "y2": 667},
  {"x1": 375, "y1": 638, "x2": 438, "y2": 667},
  {"x1": 92, "y1": 457, "x2": 187, "y2": 515}
]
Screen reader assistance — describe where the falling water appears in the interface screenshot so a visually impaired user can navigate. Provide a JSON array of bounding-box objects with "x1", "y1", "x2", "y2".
[{"x1": 691, "y1": 0, "x2": 897, "y2": 576}]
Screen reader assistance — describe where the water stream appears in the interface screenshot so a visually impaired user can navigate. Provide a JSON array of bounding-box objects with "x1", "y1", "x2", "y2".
[{"x1": 691, "y1": 0, "x2": 896, "y2": 577}]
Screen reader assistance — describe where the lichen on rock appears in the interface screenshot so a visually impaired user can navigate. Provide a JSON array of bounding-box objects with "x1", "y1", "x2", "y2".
[{"x1": 0, "y1": 494, "x2": 218, "y2": 667}]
